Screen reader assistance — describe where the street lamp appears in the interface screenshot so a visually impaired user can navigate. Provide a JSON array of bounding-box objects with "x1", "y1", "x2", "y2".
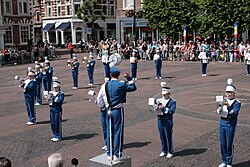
[
  {"x1": 133, "y1": 0, "x2": 136, "y2": 48},
  {"x1": 125, "y1": 1, "x2": 137, "y2": 48}
]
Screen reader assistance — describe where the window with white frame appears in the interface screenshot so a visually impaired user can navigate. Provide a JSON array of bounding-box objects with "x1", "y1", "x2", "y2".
[
  {"x1": 123, "y1": 0, "x2": 134, "y2": 9},
  {"x1": 57, "y1": 6, "x2": 61, "y2": 16},
  {"x1": 74, "y1": 4, "x2": 80, "y2": 15},
  {"x1": 1, "y1": 0, "x2": 11, "y2": 14},
  {"x1": 19, "y1": 0, "x2": 28, "y2": 14},
  {"x1": 36, "y1": 11, "x2": 40, "y2": 22},
  {"x1": 20, "y1": 26, "x2": 29, "y2": 43},
  {"x1": 67, "y1": 5, "x2": 71, "y2": 15},
  {"x1": 5, "y1": 26, "x2": 12, "y2": 44},
  {"x1": 47, "y1": 6, "x2": 51, "y2": 17}
]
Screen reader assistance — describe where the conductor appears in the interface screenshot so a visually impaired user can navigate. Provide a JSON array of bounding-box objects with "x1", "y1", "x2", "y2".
[{"x1": 96, "y1": 67, "x2": 137, "y2": 161}]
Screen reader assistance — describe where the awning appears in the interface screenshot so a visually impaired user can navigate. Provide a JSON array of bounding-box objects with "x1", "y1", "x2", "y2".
[
  {"x1": 123, "y1": 21, "x2": 149, "y2": 28},
  {"x1": 56, "y1": 22, "x2": 71, "y2": 30},
  {"x1": 42, "y1": 23, "x2": 55, "y2": 31},
  {"x1": 87, "y1": 23, "x2": 102, "y2": 29},
  {"x1": 107, "y1": 23, "x2": 116, "y2": 29}
]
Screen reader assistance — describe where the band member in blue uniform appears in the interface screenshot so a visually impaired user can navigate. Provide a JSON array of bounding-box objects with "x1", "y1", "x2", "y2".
[
  {"x1": 154, "y1": 49, "x2": 162, "y2": 79},
  {"x1": 96, "y1": 67, "x2": 137, "y2": 161},
  {"x1": 42, "y1": 60, "x2": 53, "y2": 91},
  {"x1": 21, "y1": 70, "x2": 37, "y2": 125},
  {"x1": 198, "y1": 48, "x2": 209, "y2": 77},
  {"x1": 102, "y1": 49, "x2": 110, "y2": 82},
  {"x1": 34, "y1": 64, "x2": 43, "y2": 105},
  {"x1": 87, "y1": 54, "x2": 96, "y2": 86},
  {"x1": 217, "y1": 79, "x2": 241, "y2": 167},
  {"x1": 130, "y1": 52, "x2": 138, "y2": 80},
  {"x1": 49, "y1": 80, "x2": 64, "y2": 142},
  {"x1": 154, "y1": 83, "x2": 176, "y2": 158},
  {"x1": 72, "y1": 56, "x2": 80, "y2": 89}
]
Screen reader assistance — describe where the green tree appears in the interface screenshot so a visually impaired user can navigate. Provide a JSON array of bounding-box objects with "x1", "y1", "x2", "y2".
[
  {"x1": 198, "y1": 0, "x2": 250, "y2": 39},
  {"x1": 142, "y1": 0, "x2": 199, "y2": 39},
  {"x1": 76, "y1": 0, "x2": 106, "y2": 42}
]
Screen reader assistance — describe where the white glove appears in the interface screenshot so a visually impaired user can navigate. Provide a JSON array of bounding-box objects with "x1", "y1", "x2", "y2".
[
  {"x1": 217, "y1": 107, "x2": 222, "y2": 114},
  {"x1": 108, "y1": 110, "x2": 112, "y2": 116},
  {"x1": 164, "y1": 108, "x2": 169, "y2": 114}
]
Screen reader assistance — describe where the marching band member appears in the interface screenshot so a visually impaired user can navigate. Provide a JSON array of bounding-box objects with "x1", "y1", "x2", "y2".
[
  {"x1": 71, "y1": 56, "x2": 80, "y2": 89},
  {"x1": 87, "y1": 54, "x2": 96, "y2": 86},
  {"x1": 244, "y1": 48, "x2": 250, "y2": 76},
  {"x1": 217, "y1": 79, "x2": 241, "y2": 167},
  {"x1": 34, "y1": 64, "x2": 43, "y2": 105},
  {"x1": 49, "y1": 80, "x2": 64, "y2": 142},
  {"x1": 42, "y1": 60, "x2": 53, "y2": 92},
  {"x1": 130, "y1": 52, "x2": 138, "y2": 80},
  {"x1": 102, "y1": 49, "x2": 110, "y2": 82},
  {"x1": 22, "y1": 70, "x2": 37, "y2": 125},
  {"x1": 154, "y1": 49, "x2": 162, "y2": 79},
  {"x1": 96, "y1": 67, "x2": 137, "y2": 161},
  {"x1": 198, "y1": 48, "x2": 209, "y2": 77},
  {"x1": 154, "y1": 83, "x2": 176, "y2": 158}
]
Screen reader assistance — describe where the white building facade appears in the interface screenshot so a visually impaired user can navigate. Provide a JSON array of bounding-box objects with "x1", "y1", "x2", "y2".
[{"x1": 42, "y1": 0, "x2": 117, "y2": 46}]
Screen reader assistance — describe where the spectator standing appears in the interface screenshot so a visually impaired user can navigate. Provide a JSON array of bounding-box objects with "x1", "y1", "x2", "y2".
[{"x1": 67, "y1": 42, "x2": 74, "y2": 59}]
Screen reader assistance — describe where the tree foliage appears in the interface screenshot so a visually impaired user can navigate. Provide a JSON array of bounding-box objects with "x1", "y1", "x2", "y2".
[
  {"x1": 142, "y1": 0, "x2": 199, "y2": 37},
  {"x1": 76, "y1": 0, "x2": 106, "y2": 40},
  {"x1": 198, "y1": 0, "x2": 250, "y2": 37},
  {"x1": 142, "y1": 0, "x2": 250, "y2": 38}
]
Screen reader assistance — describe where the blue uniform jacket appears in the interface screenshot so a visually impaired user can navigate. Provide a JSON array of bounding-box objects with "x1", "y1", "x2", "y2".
[
  {"x1": 107, "y1": 77, "x2": 137, "y2": 107},
  {"x1": 158, "y1": 98, "x2": 176, "y2": 120},
  {"x1": 23, "y1": 79, "x2": 37, "y2": 98},
  {"x1": 87, "y1": 60, "x2": 95, "y2": 70},
  {"x1": 49, "y1": 91, "x2": 64, "y2": 112},
  {"x1": 42, "y1": 66, "x2": 53, "y2": 79},
  {"x1": 220, "y1": 99, "x2": 241, "y2": 127},
  {"x1": 35, "y1": 71, "x2": 42, "y2": 83},
  {"x1": 97, "y1": 77, "x2": 137, "y2": 109},
  {"x1": 72, "y1": 62, "x2": 80, "y2": 73}
]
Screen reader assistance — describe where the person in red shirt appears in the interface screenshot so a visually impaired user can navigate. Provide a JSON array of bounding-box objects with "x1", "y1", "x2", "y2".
[{"x1": 67, "y1": 42, "x2": 74, "y2": 59}]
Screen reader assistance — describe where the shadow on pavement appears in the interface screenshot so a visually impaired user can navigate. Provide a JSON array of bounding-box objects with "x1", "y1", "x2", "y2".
[
  {"x1": 234, "y1": 160, "x2": 250, "y2": 167},
  {"x1": 124, "y1": 141, "x2": 151, "y2": 149},
  {"x1": 65, "y1": 94, "x2": 73, "y2": 97},
  {"x1": 208, "y1": 74, "x2": 220, "y2": 76},
  {"x1": 174, "y1": 148, "x2": 207, "y2": 157},
  {"x1": 63, "y1": 133, "x2": 97, "y2": 141},
  {"x1": 36, "y1": 119, "x2": 69, "y2": 125}
]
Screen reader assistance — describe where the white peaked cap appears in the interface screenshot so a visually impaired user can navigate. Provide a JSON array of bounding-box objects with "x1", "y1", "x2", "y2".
[
  {"x1": 73, "y1": 56, "x2": 77, "y2": 60},
  {"x1": 28, "y1": 70, "x2": 35, "y2": 76},
  {"x1": 35, "y1": 64, "x2": 40, "y2": 69},
  {"x1": 226, "y1": 78, "x2": 236, "y2": 92},
  {"x1": 161, "y1": 82, "x2": 167, "y2": 87},
  {"x1": 162, "y1": 86, "x2": 170, "y2": 94},
  {"x1": 53, "y1": 81, "x2": 61, "y2": 87},
  {"x1": 52, "y1": 77, "x2": 58, "y2": 81},
  {"x1": 27, "y1": 67, "x2": 32, "y2": 71},
  {"x1": 35, "y1": 61, "x2": 38, "y2": 64}
]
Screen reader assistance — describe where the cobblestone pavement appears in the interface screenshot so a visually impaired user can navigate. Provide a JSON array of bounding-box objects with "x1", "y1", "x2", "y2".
[{"x1": 0, "y1": 51, "x2": 249, "y2": 167}]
